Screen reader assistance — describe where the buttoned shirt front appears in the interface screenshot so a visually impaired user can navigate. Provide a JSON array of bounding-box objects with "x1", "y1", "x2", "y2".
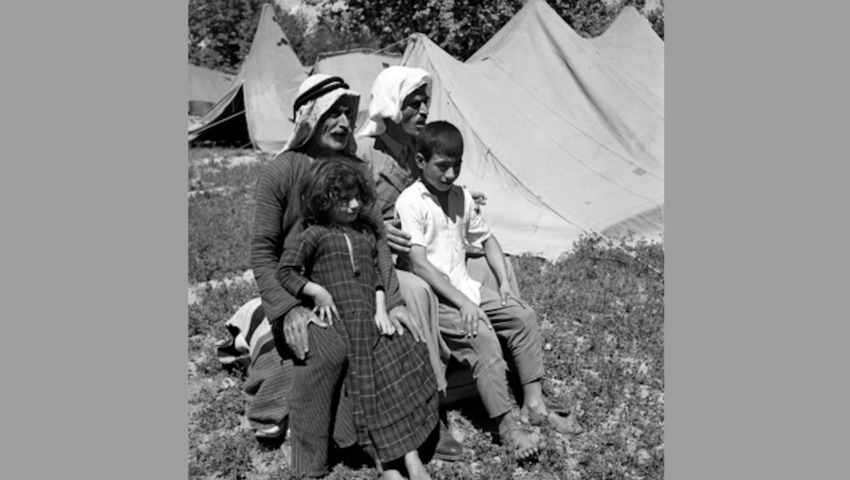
[
  {"x1": 394, "y1": 181, "x2": 492, "y2": 305},
  {"x1": 356, "y1": 132, "x2": 419, "y2": 222}
]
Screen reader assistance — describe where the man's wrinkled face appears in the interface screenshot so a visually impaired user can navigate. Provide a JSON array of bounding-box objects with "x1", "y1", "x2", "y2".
[
  {"x1": 398, "y1": 85, "x2": 430, "y2": 137},
  {"x1": 311, "y1": 99, "x2": 354, "y2": 152}
]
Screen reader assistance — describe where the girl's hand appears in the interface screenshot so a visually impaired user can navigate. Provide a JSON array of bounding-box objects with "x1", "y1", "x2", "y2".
[
  {"x1": 311, "y1": 285, "x2": 339, "y2": 325},
  {"x1": 375, "y1": 309, "x2": 397, "y2": 336}
]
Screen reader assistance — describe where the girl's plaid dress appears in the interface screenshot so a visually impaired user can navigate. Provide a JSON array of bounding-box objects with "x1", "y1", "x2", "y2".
[{"x1": 278, "y1": 222, "x2": 439, "y2": 463}]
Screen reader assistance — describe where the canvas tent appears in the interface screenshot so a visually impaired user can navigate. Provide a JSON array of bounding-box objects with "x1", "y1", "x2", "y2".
[
  {"x1": 188, "y1": 4, "x2": 306, "y2": 151},
  {"x1": 311, "y1": 49, "x2": 402, "y2": 130},
  {"x1": 588, "y1": 6, "x2": 664, "y2": 107},
  {"x1": 188, "y1": 64, "x2": 235, "y2": 117},
  {"x1": 397, "y1": 0, "x2": 663, "y2": 261}
]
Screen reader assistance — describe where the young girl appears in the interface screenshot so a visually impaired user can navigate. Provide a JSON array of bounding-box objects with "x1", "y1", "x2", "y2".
[{"x1": 277, "y1": 159, "x2": 439, "y2": 480}]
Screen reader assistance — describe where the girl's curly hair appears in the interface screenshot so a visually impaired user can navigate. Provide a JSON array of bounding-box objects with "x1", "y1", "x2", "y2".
[{"x1": 299, "y1": 159, "x2": 378, "y2": 230}]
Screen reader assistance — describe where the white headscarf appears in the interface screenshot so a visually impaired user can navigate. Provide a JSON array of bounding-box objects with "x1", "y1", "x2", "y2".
[
  {"x1": 280, "y1": 74, "x2": 360, "y2": 153},
  {"x1": 358, "y1": 66, "x2": 433, "y2": 137}
]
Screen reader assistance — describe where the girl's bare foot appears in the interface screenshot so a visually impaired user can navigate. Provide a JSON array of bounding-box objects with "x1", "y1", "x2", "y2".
[{"x1": 404, "y1": 450, "x2": 432, "y2": 480}]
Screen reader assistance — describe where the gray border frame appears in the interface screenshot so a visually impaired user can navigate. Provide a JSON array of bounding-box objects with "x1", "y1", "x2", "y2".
[
  {"x1": 665, "y1": 0, "x2": 845, "y2": 478},
  {"x1": 6, "y1": 0, "x2": 846, "y2": 478},
  {"x1": 5, "y1": 2, "x2": 187, "y2": 478}
]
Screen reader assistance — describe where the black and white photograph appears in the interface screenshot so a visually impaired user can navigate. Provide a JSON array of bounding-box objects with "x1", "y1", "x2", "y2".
[
  {"x1": 8, "y1": 1, "x2": 847, "y2": 480},
  {"x1": 187, "y1": 1, "x2": 665, "y2": 478}
]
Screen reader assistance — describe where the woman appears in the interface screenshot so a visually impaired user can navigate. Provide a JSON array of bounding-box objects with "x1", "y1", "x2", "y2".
[{"x1": 249, "y1": 74, "x2": 429, "y2": 477}]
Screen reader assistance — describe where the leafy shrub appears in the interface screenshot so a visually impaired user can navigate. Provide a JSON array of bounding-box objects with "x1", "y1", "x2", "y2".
[
  {"x1": 189, "y1": 431, "x2": 256, "y2": 480},
  {"x1": 188, "y1": 282, "x2": 258, "y2": 338},
  {"x1": 197, "y1": 163, "x2": 263, "y2": 192},
  {"x1": 512, "y1": 235, "x2": 665, "y2": 479},
  {"x1": 191, "y1": 376, "x2": 245, "y2": 432},
  {"x1": 188, "y1": 193, "x2": 255, "y2": 283},
  {"x1": 188, "y1": 147, "x2": 260, "y2": 164},
  {"x1": 187, "y1": 147, "x2": 665, "y2": 478}
]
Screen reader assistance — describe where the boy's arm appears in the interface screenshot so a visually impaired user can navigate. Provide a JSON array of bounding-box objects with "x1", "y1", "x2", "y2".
[
  {"x1": 394, "y1": 190, "x2": 472, "y2": 309},
  {"x1": 464, "y1": 187, "x2": 515, "y2": 305},
  {"x1": 408, "y1": 245, "x2": 491, "y2": 337},
  {"x1": 481, "y1": 234, "x2": 515, "y2": 306}
]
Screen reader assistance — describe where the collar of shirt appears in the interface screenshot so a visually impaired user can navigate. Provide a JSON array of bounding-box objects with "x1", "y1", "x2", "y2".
[
  {"x1": 415, "y1": 179, "x2": 438, "y2": 199},
  {"x1": 375, "y1": 132, "x2": 416, "y2": 175},
  {"x1": 414, "y1": 180, "x2": 464, "y2": 211}
]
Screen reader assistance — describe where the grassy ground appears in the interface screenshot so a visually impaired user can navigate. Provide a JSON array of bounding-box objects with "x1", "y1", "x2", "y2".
[{"x1": 188, "y1": 148, "x2": 664, "y2": 479}]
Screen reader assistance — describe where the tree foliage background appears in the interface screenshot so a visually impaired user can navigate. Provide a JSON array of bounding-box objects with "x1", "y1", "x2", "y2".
[
  {"x1": 188, "y1": 0, "x2": 378, "y2": 72},
  {"x1": 189, "y1": 0, "x2": 664, "y2": 74},
  {"x1": 305, "y1": 0, "x2": 662, "y2": 59}
]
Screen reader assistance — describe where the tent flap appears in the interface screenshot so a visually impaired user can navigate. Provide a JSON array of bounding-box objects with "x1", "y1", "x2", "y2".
[{"x1": 188, "y1": 5, "x2": 306, "y2": 151}]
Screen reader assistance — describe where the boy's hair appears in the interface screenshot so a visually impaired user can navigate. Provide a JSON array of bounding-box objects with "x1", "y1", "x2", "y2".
[
  {"x1": 299, "y1": 160, "x2": 376, "y2": 228},
  {"x1": 416, "y1": 121, "x2": 464, "y2": 161}
]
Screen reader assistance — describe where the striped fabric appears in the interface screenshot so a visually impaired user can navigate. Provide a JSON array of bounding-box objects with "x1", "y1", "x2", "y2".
[
  {"x1": 225, "y1": 149, "x2": 405, "y2": 436},
  {"x1": 216, "y1": 298, "x2": 292, "y2": 430},
  {"x1": 288, "y1": 321, "x2": 354, "y2": 477},
  {"x1": 279, "y1": 224, "x2": 439, "y2": 471}
]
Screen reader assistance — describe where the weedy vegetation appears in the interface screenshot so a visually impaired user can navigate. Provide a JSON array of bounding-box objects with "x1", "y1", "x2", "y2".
[{"x1": 188, "y1": 148, "x2": 664, "y2": 480}]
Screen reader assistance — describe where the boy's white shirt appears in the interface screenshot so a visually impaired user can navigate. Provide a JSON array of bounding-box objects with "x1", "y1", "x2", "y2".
[{"x1": 394, "y1": 180, "x2": 491, "y2": 305}]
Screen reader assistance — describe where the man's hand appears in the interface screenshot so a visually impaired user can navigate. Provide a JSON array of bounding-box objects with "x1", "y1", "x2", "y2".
[
  {"x1": 385, "y1": 219, "x2": 412, "y2": 254},
  {"x1": 282, "y1": 306, "x2": 327, "y2": 361},
  {"x1": 458, "y1": 300, "x2": 491, "y2": 337},
  {"x1": 470, "y1": 191, "x2": 487, "y2": 206},
  {"x1": 387, "y1": 305, "x2": 425, "y2": 343},
  {"x1": 470, "y1": 191, "x2": 487, "y2": 213}
]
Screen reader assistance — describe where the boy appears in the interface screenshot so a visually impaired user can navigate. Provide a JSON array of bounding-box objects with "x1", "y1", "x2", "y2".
[{"x1": 394, "y1": 121, "x2": 582, "y2": 461}]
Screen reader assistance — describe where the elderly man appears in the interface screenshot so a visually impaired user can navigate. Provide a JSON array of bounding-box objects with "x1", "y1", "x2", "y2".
[
  {"x1": 252, "y1": 74, "x2": 429, "y2": 478},
  {"x1": 355, "y1": 66, "x2": 527, "y2": 462}
]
